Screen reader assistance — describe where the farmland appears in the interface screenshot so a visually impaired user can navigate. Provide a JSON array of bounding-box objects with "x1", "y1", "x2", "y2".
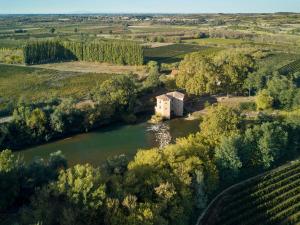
[
  {"x1": 279, "y1": 59, "x2": 300, "y2": 75},
  {"x1": 198, "y1": 160, "x2": 300, "y2": 225},
  {"x1": 144, "y1": 43, "x2": 215, "y2": 63},
  {"x1": 0, "y1": 64, "x2": 117, "y2": 115}
]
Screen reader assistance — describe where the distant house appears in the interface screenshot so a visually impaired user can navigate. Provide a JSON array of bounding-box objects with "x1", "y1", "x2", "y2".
[{"x1": 155, "y1": 91, "x2": 185, "y2": 119}]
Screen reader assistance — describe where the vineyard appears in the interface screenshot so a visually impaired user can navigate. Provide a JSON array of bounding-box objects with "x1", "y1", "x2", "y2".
[
  {"x1": 198, "y1": 160, "x2": 300, "y2": 225},
  {"x1": 279, "y1": 59, "x2": 300, "y2": 75},
  {"x1": 143, "y1": 44, "x2": 213, "y2": 63}
]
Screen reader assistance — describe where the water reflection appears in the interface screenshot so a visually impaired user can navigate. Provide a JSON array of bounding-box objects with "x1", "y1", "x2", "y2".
[{"x1": 147, "y1": 123, "x2": 172, "y2": 148}]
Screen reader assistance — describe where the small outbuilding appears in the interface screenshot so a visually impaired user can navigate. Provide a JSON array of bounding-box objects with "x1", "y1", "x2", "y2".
[{"x1": 155, "y1": 91, "x2": 185, "y2": 119}]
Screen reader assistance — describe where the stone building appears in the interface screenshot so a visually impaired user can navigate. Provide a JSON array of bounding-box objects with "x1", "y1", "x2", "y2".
[{"x1": 155, "y1": 91, "x2": 185, "y2": 119}]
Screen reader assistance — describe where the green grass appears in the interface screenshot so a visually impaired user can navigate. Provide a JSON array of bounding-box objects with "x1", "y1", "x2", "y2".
[
  {"x1": 200, "y1": 160, "x2": 300, "y2": 225},
  {"x1": 0, "y1": 64, "x2": 117, "y2": 114},
  {"x1": 144, "y1": 43, "x2": 217, "y2": 63}
]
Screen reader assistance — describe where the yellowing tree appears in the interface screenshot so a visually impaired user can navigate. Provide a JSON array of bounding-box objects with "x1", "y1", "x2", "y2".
[
  {"x1": 199, "y1": 105, "x2": 241, "y2": 147},
  {"x1": 256, "y1": 89, "x2": 274, "y2": 110}
]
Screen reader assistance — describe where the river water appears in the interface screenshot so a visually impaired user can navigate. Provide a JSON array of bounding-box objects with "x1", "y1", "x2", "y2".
[{"x1": 18, "y1": 118, "x2": 200, "y2": 166}]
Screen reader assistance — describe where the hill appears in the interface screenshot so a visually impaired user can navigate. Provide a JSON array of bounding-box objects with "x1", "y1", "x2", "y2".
[{"x1": 198, "y1": 160, "x2": 300, "y2": 225}]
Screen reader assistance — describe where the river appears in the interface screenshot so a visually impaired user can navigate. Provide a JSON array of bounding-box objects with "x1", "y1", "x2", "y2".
[{"x1": 18, "y1": 118, "x2": 200, "y2": 166}]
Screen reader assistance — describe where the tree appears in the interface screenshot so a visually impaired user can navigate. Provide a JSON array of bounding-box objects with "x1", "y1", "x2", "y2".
[
  {"x1": 176, "y1": 53, "x2": 218, "y2": 95},
  {"x1": 242, "y1": 122, "x2": 288, "y2": 169},
  {"x1": 0, "y1": 150, "x2": 21, "y2": 211},
  {"x1": 176, "y1": 50, "x2": 256, "y2": 96},
  {"x1": 199, "y1": 105, "x2": 241, "y2": 147},
  {"x1": 56, "y1": 164, "x2": 106, "y2": 210},
  {"x1": 215, "y1": 135, "x2": 242, "y2": 183},
  {"x1": 49, "y1": 27, "x2": 56, "y2": 34},
  {"x1": 143, "y1": 61, "x2": 161, "y2": 91},
  {"x1": 214, "y1": 50, "x2": 256, "y2": 95},
  {"x1": 98, "y1": 75, "x2": 138, "y2": 112},
  {"x1": 256, "y1": 89, "x2": 274, "y2": 110},
  {"x1": 266, "y1": 75, "x2": 295, "y2": 108},
  {"x1": 26, "y1": 108, "x2": 47, "y2": 138},
  {"x1": 243, "y1": 66, "x2": 273, "y2": 94}
]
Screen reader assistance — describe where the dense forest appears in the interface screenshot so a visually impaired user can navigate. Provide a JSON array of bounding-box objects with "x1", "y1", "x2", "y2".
[{"x1": 23, "y1": 40, "x2": 144, "y2": 65}]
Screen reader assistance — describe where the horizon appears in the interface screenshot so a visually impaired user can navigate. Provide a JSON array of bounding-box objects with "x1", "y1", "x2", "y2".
[{"x1": 1, "y1": 0, "x2": 300, "y2": 14}]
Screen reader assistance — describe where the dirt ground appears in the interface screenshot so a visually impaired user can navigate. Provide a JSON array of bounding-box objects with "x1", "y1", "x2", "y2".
[
  {"x1": 185, "y1": 96, "x2": 256, "y2": 119},
  {"x1": 32, "y1": 61, "x2": 147, "y2": 77}
]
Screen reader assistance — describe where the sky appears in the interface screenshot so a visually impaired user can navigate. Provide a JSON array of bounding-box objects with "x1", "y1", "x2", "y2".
[{"x1": 0, "y1": 0, "x2": 300, "y2": 14}]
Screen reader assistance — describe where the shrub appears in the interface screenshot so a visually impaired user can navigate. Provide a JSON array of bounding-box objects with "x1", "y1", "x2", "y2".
[{"x1": 256, "y1": 90, "x2": 274, "y2": 110}]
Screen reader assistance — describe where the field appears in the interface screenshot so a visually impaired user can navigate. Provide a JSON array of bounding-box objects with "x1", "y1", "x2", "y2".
[
  {"x1": 258, "y1": 52, "x2": 300, "y2": 71},
  {"x1": 198, "y1": 160, "x2": 300, "y2": 225},
  {"x1": 144, "y1": 44, "x2": 216, "y2": 63},
  {"x1": 279, "y1": 59, "x2": 300, "y2": 75},
  {"x1": 183, "y1": 38, "x2": 248, "y2": 47},
  {"x1": 0, "y1": 64, "x2": 117, "y2": 114},
  {"x1": 32, "y1": 61, "x2": 146, "y2": 77}
]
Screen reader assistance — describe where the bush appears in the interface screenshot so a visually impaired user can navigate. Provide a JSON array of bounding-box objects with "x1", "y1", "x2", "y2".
[{"x1": 256, "y1": 90, "x2": 274, "y2": 110}]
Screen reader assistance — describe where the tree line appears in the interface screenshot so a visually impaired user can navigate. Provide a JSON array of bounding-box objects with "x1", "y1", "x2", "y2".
[{"x1": 23, "y1": 40, "x2": 144, "y2": 65}]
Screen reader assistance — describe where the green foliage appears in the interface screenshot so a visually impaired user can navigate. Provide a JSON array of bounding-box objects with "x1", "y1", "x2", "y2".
[
  {"x1": 214, "y1": 50, "x2": 256, "y2": 94},
  {"x1": 143, "y1": 61, "x2": 162, "y2": 91},
  {"x1": 97, "y1": 75, "x2": 138, "y2": 113},
  {"x1": 56, "y1": 164, "x2": 106, "y2": 210},
  {"x1": 199, "y1": 105, "x2": 242, "y2": 147},
  {"x1": 176, "y1": 49, "x2": 256, "y2": 95},
  {"x1": 256, "y1": 89, "x2": 274, "y2": 110},
  {"x1": 215, "y1": 135, "x2": 243, "y2": 183},
  {"x1": 0, "y1": 150, "x2": 21, "y2": 211},
  {"x1": 176, "y1": 53, "x2": 218, "y2": 95},
  {"x1": 0, "y1": 150, "x2": 66, "y2": 214},
  {"x1": 23, "y1": 40, "x2": 144, "y2": 65},
  {"x1": 241, "y1": 122, "x2": 288, "y2": 169}
]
